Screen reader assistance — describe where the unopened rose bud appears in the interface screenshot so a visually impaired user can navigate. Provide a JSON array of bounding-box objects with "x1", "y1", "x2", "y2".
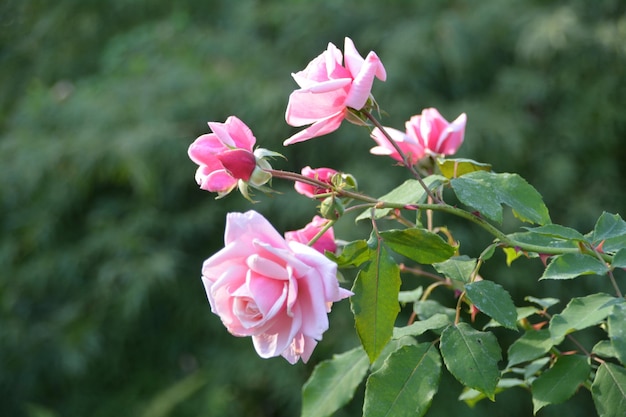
[{"x1": 320, "y1": 196, "x2": 344, "y2": 220}]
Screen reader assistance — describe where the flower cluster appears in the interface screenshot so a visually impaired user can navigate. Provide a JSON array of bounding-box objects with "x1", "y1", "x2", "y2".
[{"x1": 188, "y1": 37, "x2": 466, "y2": 363}]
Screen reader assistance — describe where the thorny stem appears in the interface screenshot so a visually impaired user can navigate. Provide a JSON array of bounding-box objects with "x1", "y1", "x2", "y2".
[
  {"x1": 400, "y1": 264, "x2": 446, "y2": 282},
  {"x1": 266, "y1": 170, "x2": 615, "y2": 262},
  {"x1": 589, "y1": 245, "x2": 623, "y2": 298},
  {"x1": 454, "y1": 291, "x2": 466, "y2": 325},
  {"x1": 541, "y1": 311, "x2": 591, "y2": 358},
  {"x1": 361, "y1": 110, "x2": 442, "y2": 204}
]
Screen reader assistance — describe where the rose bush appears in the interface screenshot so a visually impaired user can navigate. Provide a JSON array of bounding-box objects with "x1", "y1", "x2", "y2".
[
  {"x1": 200, "y1": 210, "x2": 351, "y2": 364},
  {"x1": 190, "y1": 38, "x2": 626, "y2": 417},
  {"x1": 284, "y1": 37, "x2": 386, "y2": 145}
]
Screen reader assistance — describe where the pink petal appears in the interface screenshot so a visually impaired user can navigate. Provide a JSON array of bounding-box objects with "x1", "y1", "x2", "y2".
[
  {"x1": 252, "y1": 308, "x2": 302, "y2": 360},
  {"x1": 223, "y1": 115, "x2": 256, "y2": 150},
  {"x1": 223, "y1": 211, "x2": 288, "y2": 248},
  {"x1": 216, "y1": 149, "x2": 256, "y2": 180},
  {"x1": 436, "y1": 113, "x2": 466, "y2": 155},
  {"x1": 285, "y1": 89, "x2": 348, "y2": 126},
  {"x1": 245, "y1": 273, "x2": 288, "y2": 317},
  {"x1": 188, "y1": 134, "x2": 228, "y2": 165},
  {"x1": 200, "y1": 170, "x2": 237, "y2": 192},
  {"x1": 283, "y1": 111, "x2": 346, "y2": 145},
  {"x1": 345, "y1": 51, "x2": 386, "y2": 109},
  {"x1": 281, "y1": 333, "x2": 317, "y2": 364},
  {"x1": 343, "y1": 37, "x2": 366, "y2": 76},
  {"x1": 246, "y1": 255, "x2": 289, "y2": 280},
  {"x1": 292, "y1": 78, "x2": 352, "y2": 94}
]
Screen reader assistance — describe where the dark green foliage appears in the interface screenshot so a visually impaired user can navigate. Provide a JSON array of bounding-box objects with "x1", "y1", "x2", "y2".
[{"x1": 1, "y1": 0, "x2": 625, "y2": 416}]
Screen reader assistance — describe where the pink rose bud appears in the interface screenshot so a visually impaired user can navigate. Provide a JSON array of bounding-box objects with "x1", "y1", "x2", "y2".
[
  {"x1": 216, "y1": 149, "x2": 257, "y2": 181},
  {"x1": 188, "y1": 116, "x2": 272, "y2": 198},
  {"x1": 285, "y1": 216, "x2": 337, "y2": 254},
  {"x1": 294, "y1": 166, "x2": 338, "y2": 198},
  {"x1": 201, "y1": 210, "x2": 352, "y2": 364},
  {"x1": 284, "y1": 37, "x2": 386, "y2": 145}
]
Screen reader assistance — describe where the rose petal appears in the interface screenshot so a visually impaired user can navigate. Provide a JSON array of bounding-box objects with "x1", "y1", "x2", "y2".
[{"x1": 283, "y1": 111, "x2": 346, "y2": 145}]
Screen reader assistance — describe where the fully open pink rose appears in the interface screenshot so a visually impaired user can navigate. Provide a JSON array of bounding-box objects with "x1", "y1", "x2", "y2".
[
  {"x1": 285, "y1": 216, "x2": 337, "y2": 254},
  {"x1": 284, "y1": 37, "x2": 386, "y2": 145},
  {"x1": 201, "y1": 210, "x2": 351, "y2": 364},
  {"x1": 370, "y1": 108, "x2": 467, "y2": 164},
  {"x1": 188, "y1": 116, "x2": 258, "y2": 196},
  {"x1": 294, "y1": 166, "x2": 338, "y2": 198}
]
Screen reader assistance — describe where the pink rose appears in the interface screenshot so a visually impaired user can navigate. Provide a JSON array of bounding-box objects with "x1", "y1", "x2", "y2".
[
  {"x1": 407, "y1": 108, "x2": 466, "y2": 155},
  {"x1": 201, "y1": 210, "x2": 351, "y2": 364},
  {"x1": 285, "y1": 216, "x2": 337, "y2": 254},
  {"x1": 284, "y1": 37, "x2": 386, "y2": 145},
  {"x1": 294, "y1": 166, "x2": 338, "y2": 198},
  {"x1": 370, "y1": 126, "x2": 426, "y2": 165},
  {"x1": 188, "y1": 116, "x2": 258, "y2": 195},
  {"x1": 370, "y1": 108, "x2": 467, "y2": 163}
]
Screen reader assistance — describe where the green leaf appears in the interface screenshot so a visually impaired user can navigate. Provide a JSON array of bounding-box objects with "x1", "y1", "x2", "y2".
[
  {"x1": 363, "y1": 344, "x2": 441, "y2": 417},
  {"x1": 484, "y1": 306, "x2": 537, "y2": 330},
  {"x1": 393, "y1": 314, "x2": 451, "y2": 339},
  {"x1": 328, "y1": 239, "x2": 371, "y2": 268},
  {"x1": 507, "y1": 329, "x2": 556, "y2": 368},
  {"x1": 440, "y1": 323, "x2": 502, "y2": 400},
  {"x1": 436, "y1": 157, "x2": 492, "y2": 179},
  {"x1": 502, "y1": 247, "x2": 524, "y2": 266},
  {"x1": 301, "y1": 346, "x2": 370, "y2": 417},
  {"x1": 379, "y1": 228, "x2": 456, "y2": 264},
  {"x1": 592, "y1": 363, "x2": 626, "y2": 417},
  {"x1": 433, "y1": 255, "x2": 477, "y2": 283},
  {"x1": 351, "y1": 244, "x2": 401, "y2": 363},
  {"x1": 459, "y1": 378, "x2": 526, "y2": 406},
  {"x1": 525, "y1": 296, "x2": 560, "y2": 309},
  {"x1": 370, "y1": 336, "x2": 418, "y2": 374},
  {"x1": 540, "y1": 253, "x2": 609, "y2": 280},
  {"x1": 611, "y1": 248, "x2": 626, "y2": 269},
  {"x1": 450, "y1": 171, "x2": 550, "y2": 225},
  {"x1": 356, "y1": 176, "x2": 446, "y2": 221},
  {"x1": 531, "y1": 355, "x2": 591, "y2": 413},
  {"x1": 524, "y1": 224, "x2": 588, "y2": 242},
  {"x1": 506, "y1": 231, "x2": 579, "y2": 250},
  {"x1": 398, "y1": 287, "x2": 423, "y2": 304},
  {"x1": 592, "y1": 341, "x2": 618, "y2": 360},
  {"x1": 450, "y1": 172, "x2": 502, "y2": 223},
  {"x1": 549, "y1": 293, "x2": 619, "y2": 342},
  {"x1": 414, "y1": 300, "x2": 457, "y2": 324},
  {"x1": 465, "y1": 280, "x2": 518, "y2": 330},
  {"x1": 522, "y1": 357, "x2": 551, "y2": 381},
  {"x1": 591, "y1": 212, "x2": 626, "y2": 252},
  {"x1": 608, "y1": 303, "x2": 626, "y2": 366}
]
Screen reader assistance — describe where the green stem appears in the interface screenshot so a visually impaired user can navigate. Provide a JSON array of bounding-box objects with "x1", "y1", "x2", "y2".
[
  {"x1": 306, "y1": 219, "x2": 336, "y2": 248},
  {"x1": 267, "y1": 169, "x2": 611, "y2": 260},
  {"x1": 361, "y1": 110, "x2": 442, "y2": 204}
]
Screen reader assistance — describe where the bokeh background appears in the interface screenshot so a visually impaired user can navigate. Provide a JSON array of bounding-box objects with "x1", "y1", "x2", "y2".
[{"x1": 1, "y1": 0, "x2": 625, "y2": 416}]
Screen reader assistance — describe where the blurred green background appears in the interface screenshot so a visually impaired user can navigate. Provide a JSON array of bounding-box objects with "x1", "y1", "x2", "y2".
[{"x1": 1, "y1": 0, "x2": 624, "y2": 416}]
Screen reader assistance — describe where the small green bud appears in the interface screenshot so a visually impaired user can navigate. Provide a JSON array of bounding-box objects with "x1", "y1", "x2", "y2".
[{"x1": 320, "y1": 196, "x2": 344, "y2": 220}]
